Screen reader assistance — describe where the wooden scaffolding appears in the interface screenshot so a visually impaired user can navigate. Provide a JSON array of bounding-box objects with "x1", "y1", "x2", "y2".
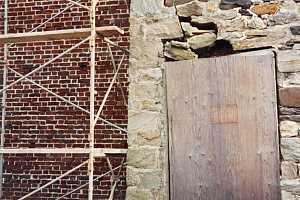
[{"x1": 0, "y1": 0, "x2": 128, "y2": 199}]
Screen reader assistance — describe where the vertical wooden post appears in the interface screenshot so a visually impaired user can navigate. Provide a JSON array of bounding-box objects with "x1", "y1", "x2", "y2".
[
  {"x1": 0, "y1": 0, "x2": 8, "y2": 196},
  {"x1": 88, "y1": 0, "x2": 96, "y2": 199}
]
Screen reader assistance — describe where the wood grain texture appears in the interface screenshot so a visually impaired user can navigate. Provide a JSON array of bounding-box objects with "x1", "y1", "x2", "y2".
[
  {"x1": 166, "y1": 50, "x2": 280, "y2": 200},
  {"x1": 0, "y1": 26, "x2": 124, "y2": 44}
]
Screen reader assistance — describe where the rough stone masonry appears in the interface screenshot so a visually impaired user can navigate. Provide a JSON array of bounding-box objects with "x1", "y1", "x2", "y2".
[{"x1": 127, "y1": 0, "x2": 300, "y2": 199}]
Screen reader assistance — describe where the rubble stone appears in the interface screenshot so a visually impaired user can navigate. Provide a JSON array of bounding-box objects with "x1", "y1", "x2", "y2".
[
  {"x1": 187, "y1": 33, "x2": 217, "y2": 49},
  {"x1": 176, "y1": 0, "x2": 203, "y2": 17},
  {"x1": 181, "y1": 22, "x2": 212, "y2": 36},
  {"x1": 280, "y1": 120, "x2": 300, "y2": 137},
  {"x1": 282, "y1": 161, "x2": 298, "y2": 179},
  {"x1": 278, "y1": 50, "x2": 300, "y2": 72},
  {"x1": 279, "y1": 87, "x2": 300, "y2": 107},
  {"x1": 164, "y1": 41, "x2": 198, "y2": 60},
  {"x1": 247, "y1": 16, "x2": 267, "y2": 29},
  {"x1": 268, "y1": 11, "x2": 299, "y2": 25},
  {"x1": 281, "y1": 138, "x2": 300, "y2": 161},
  {"x1": 290, "y1": 26, "x2": 300, "y2": 35},
  {"x1": 250, "y1": 4, "x2": 279, "y2": 16}
]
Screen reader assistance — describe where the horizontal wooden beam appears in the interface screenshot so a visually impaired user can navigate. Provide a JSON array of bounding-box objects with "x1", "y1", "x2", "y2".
[
  {"x1": 0, "y1": 148, "x2": 127, "y2": 156},
  {"x1": 0, "y1": 26, "x2": 124, "y2": 44}
]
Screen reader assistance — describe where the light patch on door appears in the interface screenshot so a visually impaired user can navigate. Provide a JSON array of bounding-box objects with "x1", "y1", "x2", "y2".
[{"x1": 210, "y1": 104, "x2": 238, "y2": 124}]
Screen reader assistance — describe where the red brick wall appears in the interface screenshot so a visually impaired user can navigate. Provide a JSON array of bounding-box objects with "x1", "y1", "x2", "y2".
[{"x1": 0, "y1": 0, "x2": 129, "y2": 199}]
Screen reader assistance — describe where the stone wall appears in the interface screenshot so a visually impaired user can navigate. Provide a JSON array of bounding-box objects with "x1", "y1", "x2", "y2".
[
  {"x1": 128, "y1": 0, "x2": 300, "y2": 199},
  {"x1": 126, "y1": 1, "x2": 182, "y2": 199}
]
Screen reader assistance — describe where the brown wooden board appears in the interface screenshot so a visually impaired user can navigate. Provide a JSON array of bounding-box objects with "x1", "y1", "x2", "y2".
[
  {"x1": 0, "y1": 26, "x2": 124, "y2": 44},
  {"x1": 166, "y1": 50, "x2": 280, "y2": 200}
]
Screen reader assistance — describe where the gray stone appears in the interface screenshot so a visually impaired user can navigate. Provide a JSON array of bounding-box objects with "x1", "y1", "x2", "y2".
[
  {"x1": 280, "y1": 120, "x2": 300, "y2": 137},
  {"x1": 181, "y1": 22, "x2": 212, "y2": 37},
  {"x1": 251, "y1": 0, "x2": 264, "y2": 4},
  {"x1": 281, "y1": 179, "x2": 300, "y2": 194},
  {"x1": 278, "y1": 50, "x2": 300, "y2": 72},
  {"x1": 218, "y1": 32, "x2": 245, "y2": 41},
  {"x1": 290, "y1": 26, "x2": 300, "y2": 35},
  {"x1": 173, "y1": 0, "x2": 208, "y2": 5},
  {"x1": 268, "y1": 11, "x2": 299, "y2": 25},
  {"x1": 187, "y1": 33, "x2": 217, "y2": 49},
  {"x1": 245, "y1": 30, "x2": 269, "y2": 38},
  {"x1": 138, "y1": 17, "x2": 183, "y2": 39},
  {"x1": 126, "y1": 187, "x2": 151, "y2": 200},
  {"x1": 247, "y1": 16, "x2": 267, "y2": 29},
  {"x1": 127, "y1": 167, "x2": 162, "y2": 189},
  {"x1": 191, "y1": 16, "x2": 245, "y2": 32},
  {"x1": 215, "y1": 9, "x2": 238, "y2": 20},
  {"x1": 281, "y1": 161, "x2": 298, "y2": 179},
  {"x1": 279, "y1": 87, "x2": 300, "y2": 107},
  {"x1": 164, "y1": 41, "x2": 198, "y2": 60},
  {"x1": 191, "y1": 16, "x2": 214, "y2": 25},
  {"x1": 170, "y1": 40, "x2": 190, "y2": 49},
  {"x1": 282, "y1": 73, "x2": 300, "y2": 87},
  {"x1": 294, "y1": 44, "x2": 300, "y2": 50},
  {"x1": 219, "y1": 0, "x2": 251, "y2": 9},
  {"x1": 131, "y1": 0, "x2": 174, "y2": 17},
  {"x1": 281, "y1": 138, "x2": 300, "y2": 161},
  {"x1": 231, "y1": 26, "x2": 288, "y2": 50},
  {"x1": 281, "y1": 190, "x2": 297, "y2": 200},
  {"x1": 128, "y1": 110, "x2": 162, "y2": 146},
  {"x1": 127, "y1": 147, "x2": 159, "y2": 169},
  {"x1": 176, "y1": 0, "x2": 203, "y2": 17}
]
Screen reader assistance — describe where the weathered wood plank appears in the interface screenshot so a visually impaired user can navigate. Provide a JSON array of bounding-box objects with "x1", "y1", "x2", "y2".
[
  {"x1": 0, "y1": 26, "x2": 124, "y2": 44},
  {"x1": 0, "y1": 148, "x2": 127, "y2": 156},
  {"x1": 166, "y1": 50, "x2": 280, "y2": 200}
]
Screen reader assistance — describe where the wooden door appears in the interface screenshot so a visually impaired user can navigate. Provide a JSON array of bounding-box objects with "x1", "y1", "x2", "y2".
[{"x1": 166, "y1": 50, "x2": 280, "y2": 200}]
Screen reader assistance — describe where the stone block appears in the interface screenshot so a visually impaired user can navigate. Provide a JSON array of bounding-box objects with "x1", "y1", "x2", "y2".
[
  {"x1": 131, "y1": 0, "x2": 174, "y2": 17},
  {"x1": 187, "y1": 33, "x2": 217, "y2": 50},
  {"x1": 139, "y1": 17, "x2": 183, "y2": 39},
  {"x1": 282, "y1": 161, "x2": 298, "y2": 179},
  {"x1": 282, "y1": 73, "x2": 300, "y2": 87},
  {"x1": 281, "y1": 190, "x2": 297, "y2": 200},
  {"x1": 176, "y1": 0, "x2": 203, "y2": 17},
  {"x1": 127, "y1": 147, "x2": 160, "y2": 169},
  {"x1": 279, "y1": 87, "x2": 300, "y2": 107},
  {"x1": 126, "y1": 187, "x2": 151, "y2": 200},
  {"x1": 127, "y1": 167, "x2": 162, "y2": 190},
  {"x1": 281, "y1": 138, "x2": 300, "y2": 161},
  {"x1": 278, "y1": 50, "x2": 300, "y2": 72},
  {"x1": 280, "y1": 120, "x2": 300, "y2": 137},
  {"x1": 164, "y1": 41, "x2": 198, "y2": 61},
  {"x1": 128, "y1": 110, "x2": 162, "y2": 146},
  {"x1": 281, "y1": 179, "x2": 300, "y2": 194},
  {"x1": 129, "y1": 82, "x2": 160, "y2": 100}
]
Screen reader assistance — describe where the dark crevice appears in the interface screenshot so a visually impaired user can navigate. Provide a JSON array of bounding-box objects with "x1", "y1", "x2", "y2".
[
  {"x1": 161, "y1": 37, "x2": 186, "y2": 44},
  {"x1": 234, "y1": 46, "x2": 273, "y2": 53},
  {"x1": 193, "y1": 40, "x2": 234, "y2": 58},
  {"x1": 178, "y1": 16, "x2": 192, "y2": 23},
  {"x1": 272, "y1": 50, "x2": 284, "y2": 164},
  {"x1": 190, "y1": 22, "x2": 218, "y2": 34}
]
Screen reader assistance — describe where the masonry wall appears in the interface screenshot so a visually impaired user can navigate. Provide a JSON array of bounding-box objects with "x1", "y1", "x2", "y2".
[{"x1": 0, "y1": 0, "x2": 129, "y2": 199}]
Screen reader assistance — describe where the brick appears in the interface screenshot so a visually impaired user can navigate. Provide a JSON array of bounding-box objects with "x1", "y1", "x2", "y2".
[{"x1": 0, "y1": 0, "x2": 129, "y2": 199}]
